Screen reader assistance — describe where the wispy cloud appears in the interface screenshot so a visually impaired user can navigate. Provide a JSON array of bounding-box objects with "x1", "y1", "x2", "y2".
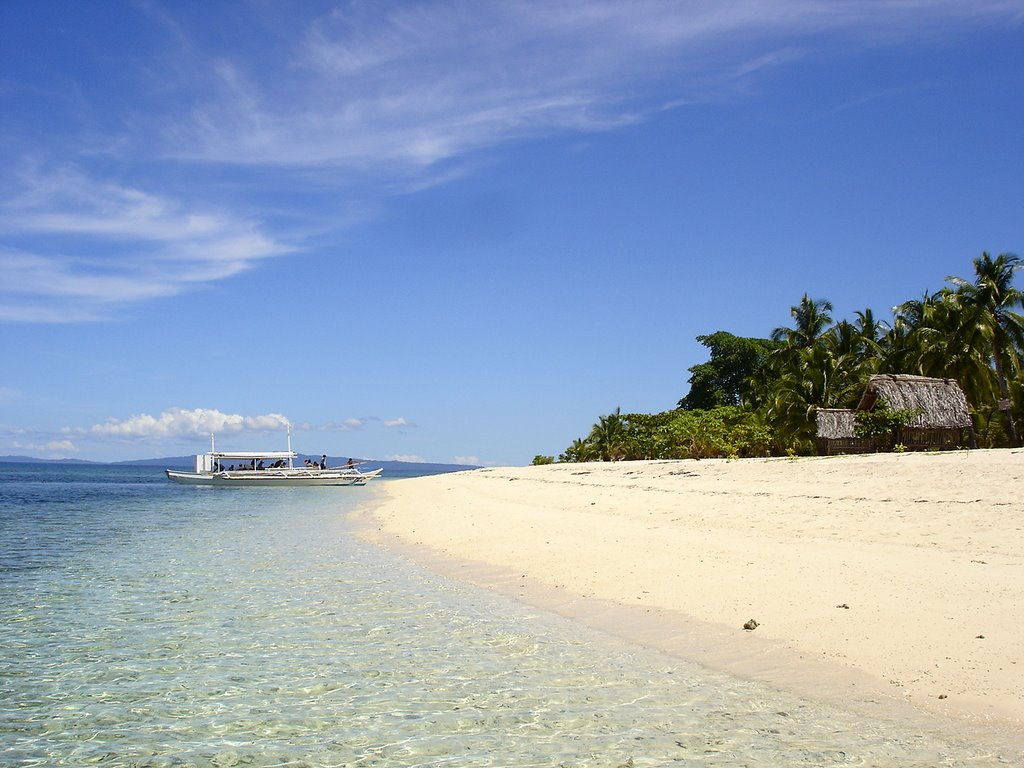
[
  {"x1": 3, "y1": 0, "x2": 1020, "y2": 323},
  {"x1": 170, "y1": 0, "x2": 1024, "y2": 171},
  {"x1": 314, "y1": 416, "x2": 414, "y2": 432},
  {"x1": 0, "y1": 167, "x2": 292, "y2": 322},
  {"x1": 319, "y1": 418, "x2": 369, "y2": 432}
]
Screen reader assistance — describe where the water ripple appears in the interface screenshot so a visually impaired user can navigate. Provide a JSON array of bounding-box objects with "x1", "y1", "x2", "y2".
[{"x1": 0, "y1": 465, "x2": 1018, "y2": 766}]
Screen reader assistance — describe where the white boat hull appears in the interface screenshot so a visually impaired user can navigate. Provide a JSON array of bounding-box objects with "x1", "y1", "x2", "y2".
[{"x1": 165, "y1": 467, "x2": 382, "y2": 487}]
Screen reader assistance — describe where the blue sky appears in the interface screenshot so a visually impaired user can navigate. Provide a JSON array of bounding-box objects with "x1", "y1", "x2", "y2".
[{"x1": 1, "y1": 1, "x2": 1022, "y2": 465}]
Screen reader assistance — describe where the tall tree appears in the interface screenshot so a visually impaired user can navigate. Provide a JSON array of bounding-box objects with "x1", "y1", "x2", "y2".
[
  {"x1": 946, "y1": 252, "x2": 1024, "y2": 446},
  {"x1": 678, "y1": 332, "x2": 777, "y2": 410}
]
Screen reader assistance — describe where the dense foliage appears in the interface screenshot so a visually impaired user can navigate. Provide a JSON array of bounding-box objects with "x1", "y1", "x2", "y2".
[
  {"x1": 677, "y1": 332, "x2": 779, "y2": 410},
  {"x1": 558, "y1": 252, "x2": 1023, "y2": 460},
  {"x1": 852, "y1": 402, "x2": 920, "y2": 450}
]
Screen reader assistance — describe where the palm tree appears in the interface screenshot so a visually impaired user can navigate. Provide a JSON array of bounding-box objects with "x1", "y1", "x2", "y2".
[
  {"x1": 824, "y1": 320, "x2": 877, "y2": 403},
  {"x1": 882, "y1": 292, "x2": 934, "y2": 374},
  {"x1": 916, "y1": 291, "x2": 994, "y2": 400},
  {"x1": 771, "y1": 294, "x2": 834, "y2": 348},
  {"x1": 853, "y1": 308, "x2": 888, "y2": 360},
  {"x1": 758, "y1": 295, "x2": 840, "y2": 450},
  {"x1": 589, "y1": 408, "x2": 627, "y2": 461},
  {"x1": 560, "y1": 438, "x2": 597, "y2": 463},
  {"x1": 946, "y1": 252, "x2": 1024, "y2": 446}
]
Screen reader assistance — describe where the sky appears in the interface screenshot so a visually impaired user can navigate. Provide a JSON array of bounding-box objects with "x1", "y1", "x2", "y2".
[{"x1": 1, "y1": 0, "x2": 1022, "y2": 465}]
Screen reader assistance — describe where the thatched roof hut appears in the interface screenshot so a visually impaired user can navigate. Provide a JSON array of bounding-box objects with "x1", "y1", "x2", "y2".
[
  {"x1": 815, "y1": 374, "x2": 972, "y2": 454},
  {"x1": 815, "y1": 409, "x2": 857, "y2": 439},
  {"x1": 856, "y1": 374, "x2": 972, "y2": 430},
  {"x1": 815, "y1": 408, "x2": 873, "y2": 455}
]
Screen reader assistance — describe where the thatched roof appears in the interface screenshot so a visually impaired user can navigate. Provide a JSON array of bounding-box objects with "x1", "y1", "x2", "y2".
[
  {"x1": 856, "y1": 374, "x2": 972, "y2": 429},
  {"x1": 815, "y1": 408, "x2": 857, "y2": 438}
]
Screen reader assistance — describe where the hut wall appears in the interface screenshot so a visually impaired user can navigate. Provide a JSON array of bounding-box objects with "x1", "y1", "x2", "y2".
[
  {"x1": 895, "y1": 427, "x2": 967, "y2": 451},
  {"x1": 816, "y1": 436, "x2": 876, "y2": 456}
]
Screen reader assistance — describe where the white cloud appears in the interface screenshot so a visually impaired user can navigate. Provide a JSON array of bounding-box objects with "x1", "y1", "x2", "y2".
[
  {"x1": 0, "y1": 167, "x2": 292, "y2": 322},
  {"x1": 453, "y1": 455, "x2": 480, "y2": 466},
  {"x1": 87, "y1": 408, "x2": 290, "y2": 440},
  {"x1": 383, "y1": 417, "x2": 413, "y2": 429},
  {"x1": 386, "y1": 454, "x2": 425, "y2": 463},
  {"x1": 318, "y1": 418, "x2": 366, "y2": 432},
  {"x1": 11, "y1": 438, "x2": 79, "y2": 455}
]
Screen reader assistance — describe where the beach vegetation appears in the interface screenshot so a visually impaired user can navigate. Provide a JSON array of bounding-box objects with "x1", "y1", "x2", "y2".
[
  {"x1": 853, "y1": 402, "x2": 920, "y2": 450},
  {"x1": 589, "y1": 408, "x2": 628, "y2": 461},
  {"x1": 531, "y1": 455, "x2": 555, "y2": 465},
  {"x1": 555, "y1": 252, "x2": 1022, "y2": 459},
  {"x1": 559, "y1": 438, "x2": 598, "y2": 463},
  {"x1": 560, "y1": 407, "x2": 772, "y2": 462}
]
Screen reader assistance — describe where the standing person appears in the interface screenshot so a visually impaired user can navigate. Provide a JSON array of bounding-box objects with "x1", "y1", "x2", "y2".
[{"x1": 320, "y1": 454, "x2": 327, "y2": 470}]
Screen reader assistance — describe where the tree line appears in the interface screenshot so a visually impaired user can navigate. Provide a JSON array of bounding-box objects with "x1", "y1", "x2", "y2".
[{"x1": 536, "y1": 252, "x2": 1023, "y2": 464}]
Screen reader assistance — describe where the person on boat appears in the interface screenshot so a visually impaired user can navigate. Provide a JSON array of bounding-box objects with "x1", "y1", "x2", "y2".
[
  {"x1": 320, "y1": 454, "x2": 327, "y2": 470},
  {"x1": 346, "y1": 458, "x2": 355, "y2": 467}
]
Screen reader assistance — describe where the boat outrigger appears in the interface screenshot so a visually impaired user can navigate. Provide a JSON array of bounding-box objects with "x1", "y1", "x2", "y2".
[{"x1": 165, "y1": 432, "x2": 382, "y2": 487}]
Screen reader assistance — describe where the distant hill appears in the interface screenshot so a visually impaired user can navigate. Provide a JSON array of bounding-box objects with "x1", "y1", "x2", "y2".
[
  {"x1": 112, "y1": 456, "x2": 192, "y2": 468},
  {"x1": 0, "y1": 455, "x2": 100, "y2": 465},
  {"x1": 0, "y1": 454, "x2": 481, "y2": 475}
]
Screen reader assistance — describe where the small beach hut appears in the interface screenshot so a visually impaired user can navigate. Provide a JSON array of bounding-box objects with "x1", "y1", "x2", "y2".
[
  {"x1": 815, "y1": 408, "x2": 875, "y2": 455},
  {"x1": 815, "y1": 374, "x2": 973, "y2": 454},
  {"x1": 855, "y1": 374, "x2": 972, "y2": 450}
]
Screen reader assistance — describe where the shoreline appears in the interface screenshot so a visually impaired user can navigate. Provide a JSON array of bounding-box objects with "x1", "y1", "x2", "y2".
[{"x1": 354, "y1": 449, "x2": 1024, "y2": 748}]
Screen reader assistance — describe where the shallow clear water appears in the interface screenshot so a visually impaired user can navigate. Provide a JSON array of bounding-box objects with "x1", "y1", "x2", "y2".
[{"x1": 0, "y1": 463, "x2": 1017, "y2": 767}]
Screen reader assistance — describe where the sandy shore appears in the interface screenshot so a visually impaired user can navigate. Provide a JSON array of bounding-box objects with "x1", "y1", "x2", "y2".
[{"x1": 357, "y1": 449, "x2": 1023, "y2": 738}]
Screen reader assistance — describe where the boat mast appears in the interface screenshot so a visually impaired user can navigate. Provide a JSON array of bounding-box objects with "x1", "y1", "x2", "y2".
[{"x1": 287, "y1": 425, "x2": 293, "y2": 469}]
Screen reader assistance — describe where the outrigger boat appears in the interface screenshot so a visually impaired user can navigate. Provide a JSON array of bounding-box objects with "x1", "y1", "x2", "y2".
[{"x1": 165, "y1": 432, "x2": 382, "y2": 487}]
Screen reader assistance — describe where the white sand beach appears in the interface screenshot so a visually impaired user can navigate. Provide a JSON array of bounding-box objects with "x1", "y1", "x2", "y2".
[{"x1": 358, "y1": 449, "x2": 1023, "y2": 738}]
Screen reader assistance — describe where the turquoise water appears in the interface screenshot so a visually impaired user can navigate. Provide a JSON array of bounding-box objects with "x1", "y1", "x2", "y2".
[{"x1": 1, "y1": 463, "x2": 1018, "y2": 767}]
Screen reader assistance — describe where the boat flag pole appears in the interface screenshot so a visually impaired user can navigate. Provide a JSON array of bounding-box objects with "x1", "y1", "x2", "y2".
[{"x1": 287, "y1": 424, "x2": 293, "y2": 469}]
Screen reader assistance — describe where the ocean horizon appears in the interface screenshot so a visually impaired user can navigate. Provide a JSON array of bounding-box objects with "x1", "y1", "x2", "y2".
[{"x1": 0, "y1": 462, "x2": 1013, "y2": 766}]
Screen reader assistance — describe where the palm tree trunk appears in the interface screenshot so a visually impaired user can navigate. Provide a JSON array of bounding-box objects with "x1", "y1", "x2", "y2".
[{"x1": 992, "y1": 343, "x2": 1019, "y2": 447}]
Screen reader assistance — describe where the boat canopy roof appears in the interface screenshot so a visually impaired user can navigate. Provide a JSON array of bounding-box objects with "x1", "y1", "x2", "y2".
[{"x1": 207, "y1": 450, "x2": 297, "y2": 460}]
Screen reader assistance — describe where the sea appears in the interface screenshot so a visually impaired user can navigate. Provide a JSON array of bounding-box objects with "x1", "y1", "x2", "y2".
[{"x1": 1, "y1": 462, "x2": 1019, "y2": 767}]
